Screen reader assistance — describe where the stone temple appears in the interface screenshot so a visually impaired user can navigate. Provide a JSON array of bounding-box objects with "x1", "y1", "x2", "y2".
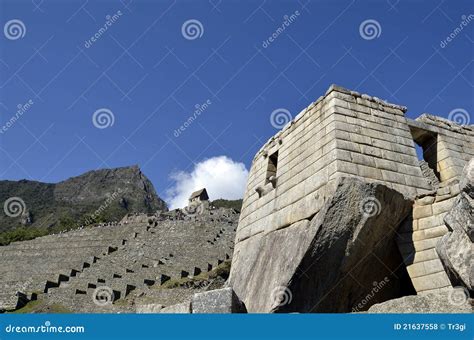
[
  {"x1": 228, "y1": 84, "x2": 473, "y2": 312},
  {"x1": 1, "y1": 84, "x2": 472, "y2": 314}
]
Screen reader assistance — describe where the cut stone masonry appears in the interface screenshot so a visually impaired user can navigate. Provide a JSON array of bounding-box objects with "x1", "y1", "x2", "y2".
[{"x1": 232, "y1": 84, "x2": 473, "y2": 302}]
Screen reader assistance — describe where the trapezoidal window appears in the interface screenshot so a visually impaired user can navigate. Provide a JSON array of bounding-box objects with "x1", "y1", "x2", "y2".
[
  {"x1": 265, "y1": 151, "x2": 278, "y2": 185},
  {"x1": 409, "y1": 125, "x2": 440, "y2": 188}
]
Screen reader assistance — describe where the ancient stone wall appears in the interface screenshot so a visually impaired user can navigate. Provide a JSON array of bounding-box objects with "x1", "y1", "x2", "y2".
[
  {"x1": 237, "y1": 85, "x2": 432, "y2": 244},
  {"x1": 233, "y1": 84, "x2": 474, "y2": 304},
  {"x1": 0, "y1": 207, "x2": 238, "y2": 312},
  {"x1": 396, "y1": 116, "x2": 474, "y2": 293},
  {"x1": 237, "y1": 89, "x2": 339, "y2": 244}
]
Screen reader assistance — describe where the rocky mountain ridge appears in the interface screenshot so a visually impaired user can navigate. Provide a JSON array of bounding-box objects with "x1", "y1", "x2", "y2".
[{"x1": 0, "y1": 165, "x2": 167, "y2": 239}]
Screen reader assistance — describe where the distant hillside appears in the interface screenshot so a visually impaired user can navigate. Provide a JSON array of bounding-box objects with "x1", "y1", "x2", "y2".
[
  {"x1": 211, "y1": 199, "x2": 243, "y2": 212},
  {"x1": 0, "y1": 166, "x2": 167, "y2": 244}
]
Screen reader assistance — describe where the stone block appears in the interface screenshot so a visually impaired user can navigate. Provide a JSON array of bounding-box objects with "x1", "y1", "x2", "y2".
[
  {"x1": 374, "y1": 158, "x2": 398, "y2": 172},
  {"x1": 368, "y1": 289, "x2": 472, "y2": 313},
  {"x1": 423, "y1": 225, "x2": 449, "y2": 239},
  {"x1": 422, "y1": 259, "x2": 445, "y2": 276},
  {"x1": 351, "y1": 153, "x2": 376, "y2": 168},
  {"x1": 413, "y1": 205, "x2": 433, "y2": 219},
  {"x1": 432, "y1": 198, "x2": 456, "y2": 215},
  {"x1": 357, "y1": 164, "x2": 384, "y2": 180},
  {"x1": 409, "y1": 248, "x2": 439, "y2": 264},
  {"x1": 136, "y1": 304, "x2": 164, "y2": 313},
  {"x1": 360, "y1": 145, "x2": 382, "y2": 158},
  {"x1": 411, "y1": 271, "x2": 451, "y2": 292},
  {"x1": 381, "y1": 170, "x2": 406, "y2": 185},
  {"x1": 160, "y1": 301, "x2": 192, "y2": 313},
  {"x1": 417, "y1": 215, "x2": 441, "y2": 230},
  {"x1": 417, "y1": 196, "x2": 435, "y2": 205},
  {"x1": 406, "y1": 262, "x2": 426, "y2": 278},
  {"x1": 191, "y1": 288, "x2": 246, "y2": 313}
]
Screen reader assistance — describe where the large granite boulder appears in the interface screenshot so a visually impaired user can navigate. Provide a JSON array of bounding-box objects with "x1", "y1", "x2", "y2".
[
  {"x1": 437, "y1": 158, "x2": 474, "y2": 293},
  {"x1": 192, "y1": 287, "x2": 246, "y2": 313},
  {"x1": 159, "y1": 301, "x2": 191, "y2": 313},
  {"x1": 229, "y1": 177, "x2": 414, "y2": 312},
  {"x1": 136, "y1": 304, "x2": 164, "y2": 313},
  {"x1": 459, "y1": 157, "x2": 474, "y2": 198},
  {"x1": 368, "y1": 288, "x2": 472, "y2": 313}
]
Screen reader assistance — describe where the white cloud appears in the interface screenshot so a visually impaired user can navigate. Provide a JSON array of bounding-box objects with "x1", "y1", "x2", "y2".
[{"x1": 165, "y1": 156, "x2": 249, "y2": 209}]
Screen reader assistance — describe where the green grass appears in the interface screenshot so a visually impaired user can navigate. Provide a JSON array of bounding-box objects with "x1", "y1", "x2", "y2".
[
  {"x1": 211, "y1": 199, "x2": 242, "y2": 212},
  {"x1": 158, "y1": 260, "x2": 231, "y2": 289},
  {"x1": 11, "y1": 299, "x2": 71, "y2": 314},
  {"x1": 0, "y1": 227, "x2": 49, "y2": 246}
]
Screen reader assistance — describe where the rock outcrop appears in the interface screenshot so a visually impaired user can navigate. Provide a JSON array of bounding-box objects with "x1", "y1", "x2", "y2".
[
  {"x1": 139, "y1": 287, "x2": 246, "y2": 314},
  {"x1": 436, "y1": 158, "x2": 474, "y2": 293},
  {"x1": 459, "y1": 158, "x2": 474, "y2": 199},
  {"x1": 368, "y1": 288, "x2": 472, "y2": 313},
  {"x1": 229, "y1": 177, "x2": 415, "y2": 313}
]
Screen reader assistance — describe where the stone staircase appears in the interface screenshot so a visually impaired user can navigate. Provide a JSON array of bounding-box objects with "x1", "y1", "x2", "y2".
[{"x1": 0, "y1": 207, "x2": 238, "y2": 313}]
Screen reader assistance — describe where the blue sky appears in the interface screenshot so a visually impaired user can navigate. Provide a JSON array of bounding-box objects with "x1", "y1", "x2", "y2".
[{"x1": 0, "y1": 0, "x2": 472, "y2": 206}]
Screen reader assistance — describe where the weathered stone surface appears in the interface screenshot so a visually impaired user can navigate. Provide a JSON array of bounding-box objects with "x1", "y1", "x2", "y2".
[
  {"x1": 459, "y1": 158, "x2": 474, "y2": 198},
  {"x1": 191, "y1": 287, "x2": 246, "y2": 313},
  {"x1": 444, "y1": 192, "x2": 474, "y2": 242},
  {"x1": 136, "y1": 303, "x2": 164, "y2": 313},
  {"x1": 160, "y1": 301, "x2": 191, "y2": 313},
  {"x1": 435, "y1": 157, "x2": 473, "y2": 294},
  {"x1": 230, "y1": 177, "x2": 414, "y2": 313},
  {"x1": 437, "y1": 193, "x2": 473, "y2": 292},
  {"x1": 368, "y1": 289, "x2": 473, "y2": 313}
]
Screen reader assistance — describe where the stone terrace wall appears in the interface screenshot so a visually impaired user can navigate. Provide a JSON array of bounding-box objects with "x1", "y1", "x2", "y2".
[{"x1": 237, "y1": 85, "x2": 432, "y2": 245}]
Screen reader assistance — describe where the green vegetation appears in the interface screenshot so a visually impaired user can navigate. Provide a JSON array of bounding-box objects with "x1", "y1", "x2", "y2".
[
  {"x1": 211, "y1": 199, "x2": 243, "y2": 212},
  {"x1": 0, "y1": 199, "x2": 132, "y2": 245},
  {"x1": 158, "y1": 260, "x2": 231, "y2": 289},
  {"x1": 0, "y1": 227, "x2": 49, "y2": 246},
  {"x1": 0, "y1": 167, "x2": 164, "y2": 244},
  {"x1": 11, "y1": 299, "x2": 71, "y2": 314}
]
